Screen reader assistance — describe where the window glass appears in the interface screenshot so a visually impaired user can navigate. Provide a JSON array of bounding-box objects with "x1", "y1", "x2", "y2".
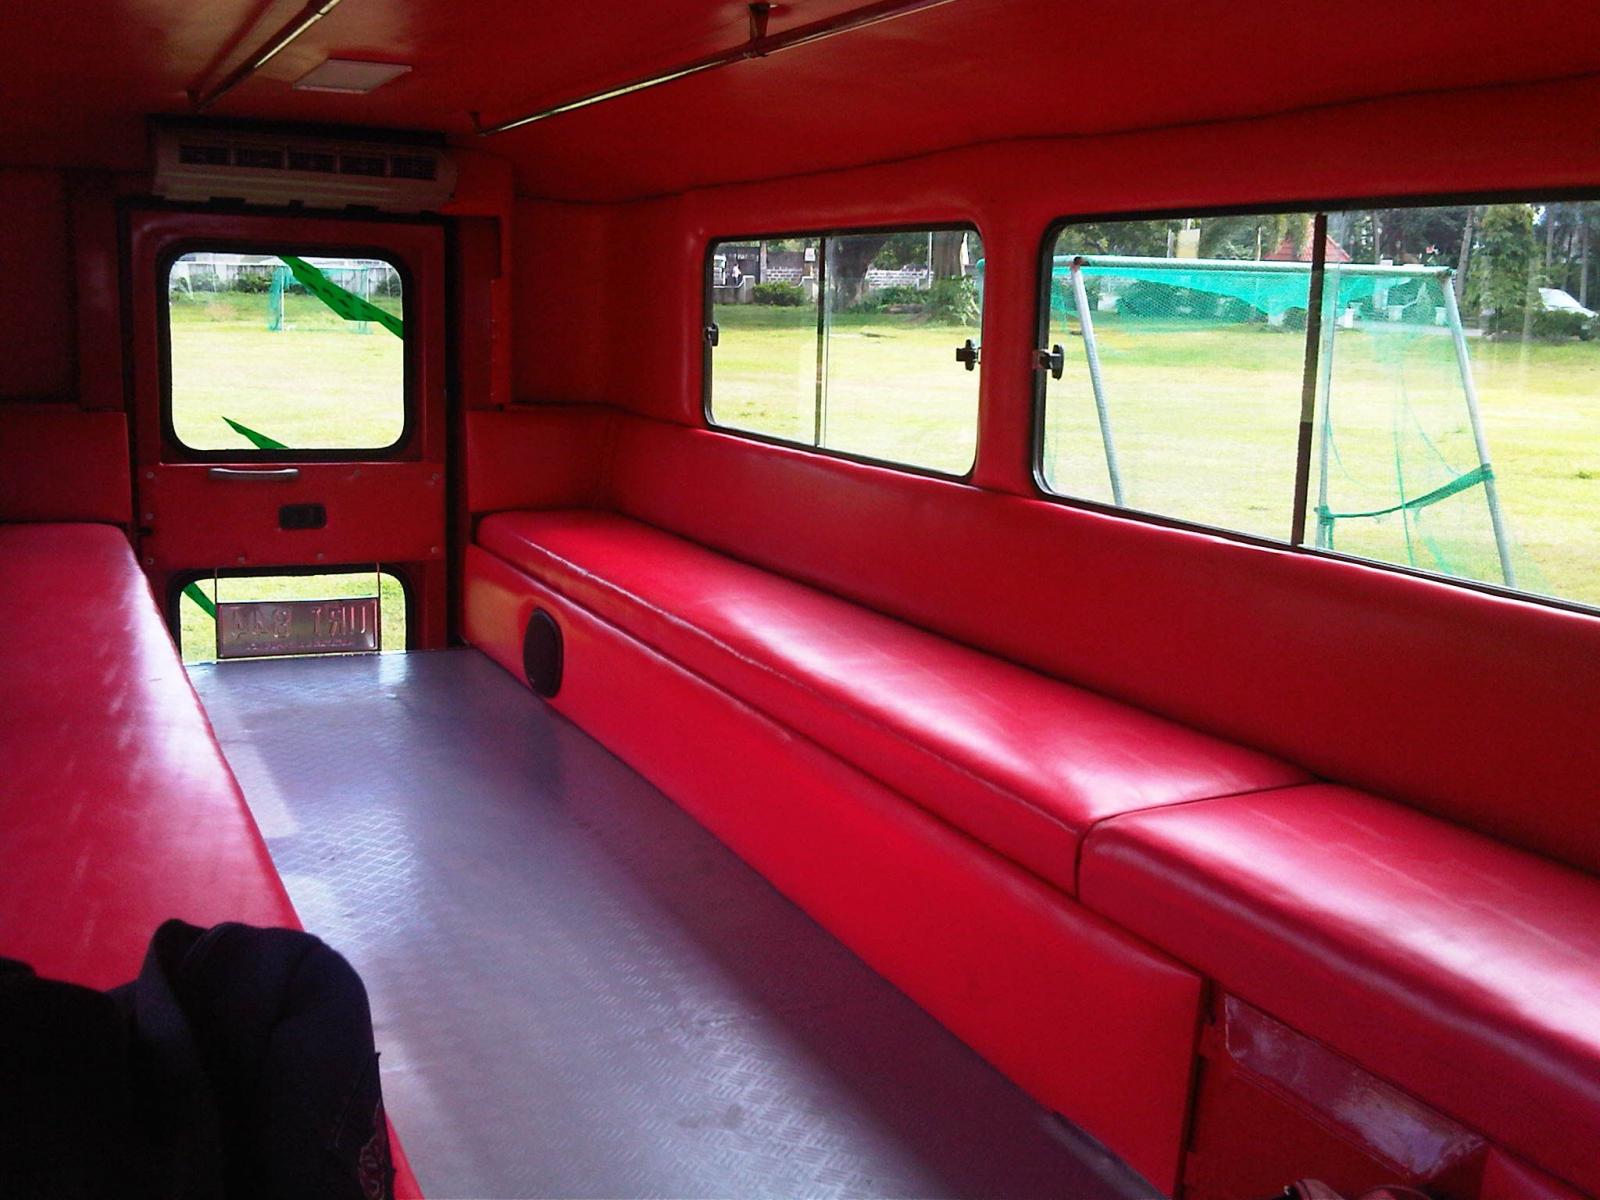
[
  {"x1": 1040, "y1": 201, "x2": 1600, "y2": 611},
  {"x1": 707, "y1": 238, "x2": 821, "y2": 446},
  {"x1": 708, "y1": 229, "x2": 983, "y2": 474},
  {"x1": 178, "y1": 571, "x2": 406, "y2": 664},
  {"x1": 167, "y1": 252, "x2": 405, "y2": 452},
  {"x1": 1313, "y1": 202, "x2": 1599, "y2": 607},
  {"x1": 1040, "y1": 214, "x2": 1313, "y2": 539}
]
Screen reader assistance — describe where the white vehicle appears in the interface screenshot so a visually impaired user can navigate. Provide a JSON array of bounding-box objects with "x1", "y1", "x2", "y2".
[{"x1": 1539, "y1": 286, "x2": 1597, "y2": 318}]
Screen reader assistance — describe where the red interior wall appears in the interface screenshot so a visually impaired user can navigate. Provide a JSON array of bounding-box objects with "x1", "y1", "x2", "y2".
[
  {"x1": 0, "y1": 169, "x2": 75, "y2": 403},
  {"x1": 508, "y1": 73, "x2": 1600, "y2": 497}
]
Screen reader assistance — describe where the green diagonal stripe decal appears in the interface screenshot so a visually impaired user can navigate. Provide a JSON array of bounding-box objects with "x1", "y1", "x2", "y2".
[
  {"x1": 182, "y1": 582, "x2": 217, "y2": 619},
  {"x1": 281, "y1": 255, "x2": 404, "y2": 339},
  {"x1": 222, "y1": 416, "x2": 289, "y2": 450}
]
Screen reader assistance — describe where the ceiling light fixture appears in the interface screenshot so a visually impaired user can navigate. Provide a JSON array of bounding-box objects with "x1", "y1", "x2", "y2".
[{"x1": 294, "y1": 58, "x2": 413, "y2": 94}]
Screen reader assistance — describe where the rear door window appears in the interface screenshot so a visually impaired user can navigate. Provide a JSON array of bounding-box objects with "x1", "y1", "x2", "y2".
[{"x1": 166, "y1": 251, "x2": 405, "y2": 453}]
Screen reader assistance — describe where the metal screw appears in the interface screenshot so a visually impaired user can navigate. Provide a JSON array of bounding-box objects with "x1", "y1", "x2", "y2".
[
  {"x1": 144, "y1": 556, "x2": 154, "y2": 566},
  {"x1": 144, "y1": 471, "x2": 155, "y2": 480},
  {"x1": 236, "y1": 555, "x2": 246, "y2": 565},
  {"x1": 429, "y1": 546, "x2": 439, "y2": 555}
]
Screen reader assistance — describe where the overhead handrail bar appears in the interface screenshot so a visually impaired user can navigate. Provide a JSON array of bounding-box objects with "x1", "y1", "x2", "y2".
[
  {"x1": 474, "y1": 0, "x2": 961, "y2": 136},
  {"x1": 189, "y1": 0, "x2": 345, "y2": 112}
]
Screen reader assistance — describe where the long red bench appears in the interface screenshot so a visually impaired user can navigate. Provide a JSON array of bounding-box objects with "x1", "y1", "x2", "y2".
[
  {"x1": 0, "y1": 522, "x2": 299, "y2": 985},
  {"x1": 477, "y1": 508, "x2": 1308, "y2": 894},
  {"x1": 1082, "y1": 784, "x2": 1600, "y2": 1195},
  {"x1": 466, "y1": 405, "x2": 1600, "y2": 1197},
  {"x1": 0, "y1": 518, "x2": 421, "y2": 1196}
]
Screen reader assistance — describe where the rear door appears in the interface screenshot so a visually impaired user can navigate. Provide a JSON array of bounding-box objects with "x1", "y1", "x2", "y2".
[{"x1": 127, "y1": 209, "x2": 448, "y2": 657}]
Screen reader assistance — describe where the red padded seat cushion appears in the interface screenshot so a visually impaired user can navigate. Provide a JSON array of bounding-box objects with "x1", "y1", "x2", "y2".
[
  {"x1": 1079, "y1": 783, "x2": 1600, "y2": 1195},
  {"x1": 0, "y1": 523, "x2": 299, "y2": 990},
  {"x1": 477, "y1": 509, "x2": 1306, "y2": 892},
  {"x1": 606, "y1": 418, "x2": 1600, "y2": 876}
]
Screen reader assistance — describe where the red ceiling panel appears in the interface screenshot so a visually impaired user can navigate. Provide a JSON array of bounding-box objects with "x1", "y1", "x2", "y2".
[{"x1": 0, "y1": 0, "x2": 1594, "y2": 200}]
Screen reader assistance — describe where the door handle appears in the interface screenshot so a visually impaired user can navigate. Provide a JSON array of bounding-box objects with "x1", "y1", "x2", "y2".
[{"x1": 207, "y1": 467, "x2": 301, "y2": 482}]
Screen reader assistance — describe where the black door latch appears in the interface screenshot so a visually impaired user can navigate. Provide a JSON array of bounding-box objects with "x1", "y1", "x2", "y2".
[
  {"x1": 1037, "y1": 344, "x2": 1065, "y2": 380},
  {"x1": 955, "y1": 338, "x2": 980, "y2": 371},
  {"x1": 704, "y1": 322, "x2": 720, "y2": 348}
]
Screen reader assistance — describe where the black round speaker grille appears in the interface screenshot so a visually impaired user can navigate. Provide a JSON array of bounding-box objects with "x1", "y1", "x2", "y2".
[{"x1": 522, "y1": 609, "x2": 564, "y2": 698}]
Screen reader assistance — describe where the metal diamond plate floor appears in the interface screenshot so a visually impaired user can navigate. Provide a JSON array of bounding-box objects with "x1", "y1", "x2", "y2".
[{"x1": 191, "y1": 649, "x2": 1154, "y2": 1200}]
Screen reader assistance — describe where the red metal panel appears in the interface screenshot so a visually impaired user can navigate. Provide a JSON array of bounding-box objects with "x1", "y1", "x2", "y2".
[
  {"x1": 0, "y1": 407, "x2": 131, "y2": 524},
  {"x1": 0, "y1": 169, "x2": 73, "y2": 402},
  {"x1": 464, "y1": 406, "x2": 617, "y2": 515},
  {"x1": 7, "y1": 2, "x2": 1600, "y2": 204},
  {"x1": 137, "y1": 461, "x2": 445, "y2": 569},
  {"x1": 124, "y1": 209, "x2": 450, "y2": 648},
  {"x1": 463, "y1": 544, "x2": 1205, "y2": 1196}
]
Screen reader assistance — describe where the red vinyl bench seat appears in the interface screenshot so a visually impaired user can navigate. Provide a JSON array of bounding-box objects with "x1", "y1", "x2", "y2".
[
  {"x1": 0, "y1": 521, "x2": 423, "y2": 1196},
  {"x1": 468, "y1": 406, "x2": 1600, "y2": 1195},
  {"x1": 0, "y1": 522, "x2": 299, "y2": 988},
  {"x1": 477, "y1": 507, "x2": 1309, "y2": 893},
  {"x1": 1080, "y1": 783, "x2": 1600, "y2": 1196}
]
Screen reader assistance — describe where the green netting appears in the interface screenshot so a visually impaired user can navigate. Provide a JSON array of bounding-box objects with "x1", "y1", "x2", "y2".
[
  {"x1": 280, "y1": 256, "x2": 404, "y2": 339},
  {"x1": 1051, "y1": 255, "x2": 1448, "y2": 321},
  {"x1": 1038, "y1": 253, "x2": 1528, "y2": 589}
]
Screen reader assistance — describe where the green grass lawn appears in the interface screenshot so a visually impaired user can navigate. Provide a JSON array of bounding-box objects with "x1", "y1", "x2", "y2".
[
  {"x1": 169, "y1": 291, "x2": 404, "y2": 451},
  {"x1": 715, "y1": 305, "x2": 1600, "y2": 608},
  {"x1": 712, "y1": 305, "x2": 982, "y2": 474}
]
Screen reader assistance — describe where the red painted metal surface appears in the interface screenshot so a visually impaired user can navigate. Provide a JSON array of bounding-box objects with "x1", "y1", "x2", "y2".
[
  {"x1": 5, "y1": 0, "x2": 1600, "y2": 202},
  {"x1": 124, "y1": 208, "x2": 450, "y2": 649},
  {"x1": 1183, "y1": 996, "x2": 1486, "y2": 1200},
  {"x1": 0, "y1": 407, "x2": 131, "y2": 524}
]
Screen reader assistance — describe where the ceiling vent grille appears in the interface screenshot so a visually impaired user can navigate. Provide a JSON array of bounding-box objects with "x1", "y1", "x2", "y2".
[{"x1": 154, "y1": 125, "x2": 457, "y2": 212}]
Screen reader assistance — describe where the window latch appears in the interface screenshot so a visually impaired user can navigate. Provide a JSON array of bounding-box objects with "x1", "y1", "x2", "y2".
[
  {"x1": 1036, "y1": 344, "x2": 1065, "y2": 380},
  {"x1": 704, "y1": 322, "x2": 720, "y2": 349},
  {"x1": 955, "y1": 339, "x2": 980, "y2": 371}
]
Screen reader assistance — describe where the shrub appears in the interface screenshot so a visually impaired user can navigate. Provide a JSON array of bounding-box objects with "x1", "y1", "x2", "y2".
[
  {"x1": 927, "y1": 276, "x2": 979, "y2": 324},
  {"x1": 1532, "y1": 308, "x2": 1595, "y2": 340},
  {"x1": 231, "y1": 271, "x2": 275, "y2": 294},
  {"x1": 1117, "y1": 281, "x2": 1182, "y2": 318},
  {"x1": 752, "y1": 282, "x2": 805, "y2": 307}
]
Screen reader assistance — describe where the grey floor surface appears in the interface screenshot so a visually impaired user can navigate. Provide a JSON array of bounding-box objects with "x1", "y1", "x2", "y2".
[{"x1": 191, "y1": 648, "x2": 1154, "y2": 1200}]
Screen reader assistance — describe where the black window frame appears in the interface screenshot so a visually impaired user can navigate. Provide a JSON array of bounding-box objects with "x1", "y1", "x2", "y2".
[
  {"x1": 1032, "y1": 188, "x2": 1600, "y2": 620},
  {"x1": 159, "y1": 240, "x2": 416, "y2": 462},
  {"x1": 702, "y1": 222, "x2": 986, "y2": 482}
]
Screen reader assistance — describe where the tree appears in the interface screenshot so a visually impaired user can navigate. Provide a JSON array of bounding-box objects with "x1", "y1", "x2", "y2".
[
  {"x1": 1057, "y1": 220, "x2": 1172, "y2": 257},
  {"x1": 1456, "y1": 206, "x2": 1478, "y2": 302},
  {"x1": 826, "y1": 233, "x2": 892, "y2": 309},
  {"x1": 931, "y1": 230, "x2": 965, "y2": 279},
  {"x1": 1467, "y1": 204, "x2": 1539, "y2": 336}
]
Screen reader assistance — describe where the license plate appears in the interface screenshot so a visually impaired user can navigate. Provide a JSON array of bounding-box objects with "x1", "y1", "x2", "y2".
[{"x1": 216, "y1": 596, "x2": 381, "y2": 659}]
